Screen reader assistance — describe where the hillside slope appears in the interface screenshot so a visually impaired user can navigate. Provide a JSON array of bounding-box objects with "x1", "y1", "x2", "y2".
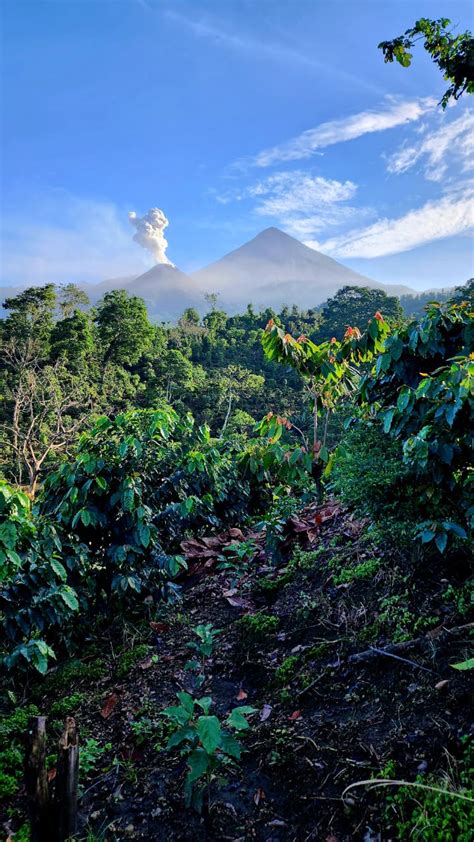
[{"x1": 5, "y1": 499, "x2": 472, "y2": 841}]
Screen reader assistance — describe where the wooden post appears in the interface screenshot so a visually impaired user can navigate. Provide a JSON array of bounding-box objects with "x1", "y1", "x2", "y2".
[
  {"x1": 25, "y1": 716, "x2": 80, "y2": 842},
  {"x1": 55, "y1": 717, "x2": 79, "y2": 841},
  {"x1": 24, "y1": 716, "x2": 53, "y2": 842}
]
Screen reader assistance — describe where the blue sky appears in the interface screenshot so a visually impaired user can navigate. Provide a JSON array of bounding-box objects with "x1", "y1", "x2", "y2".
[{"x1": 1, "y1": 0, "x2": 473, "y2": 291}]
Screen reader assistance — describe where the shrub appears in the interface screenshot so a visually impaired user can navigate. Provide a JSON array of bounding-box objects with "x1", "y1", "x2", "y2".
[
  {"x1": 0, "y1": 481, "x2": 35, "y2": 583},
  {"x1": 358, "y1": 301, "x2": 473, "y2": 551},
  {"x1": 329, "y1": 420, "x2": 422, "y2": 542},
  {"x1": 1, "y1": 406, "x2": 315, "y2": 674}
]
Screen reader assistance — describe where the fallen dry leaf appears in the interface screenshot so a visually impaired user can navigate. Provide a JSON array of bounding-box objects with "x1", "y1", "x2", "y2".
[
  {"x1": 435, "y1": 679, "x2": 449, "y2": 690},
  {"x1": 47, "y1": 767, "x2": 57, "y2": 782},
  {"x1": 260, "y1": 704, "x2": 272, "y2": 721},
  {"x1": 100, "y1": 692, "x2": 119, "y2": 719},
  {"x1": 225, "y1": 595, "x2": 254, "y2": 609},
  {"x1": 253, "y1": 787, "x2": 266, "y2": 805},
  {"x1": 289, "y1": 710, "x2": 301, "y2": 720},
  {"x1": 236, "y1": 688, "x2": 248, "y2": 701},
  {"x1": 149, "y1": 621, "x2": 169, "y2": 633}
]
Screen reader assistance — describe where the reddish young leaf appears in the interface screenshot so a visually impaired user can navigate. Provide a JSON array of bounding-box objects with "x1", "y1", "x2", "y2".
[
  {"x1": 289, "y1": 710, "x2": 301, "y2": 720},
  {"x1": 236, "y1": 688, "x2": 248, "y2": 701},
  {"x1": 100, "y1": 692, "x2": 119, "y2": 719}
]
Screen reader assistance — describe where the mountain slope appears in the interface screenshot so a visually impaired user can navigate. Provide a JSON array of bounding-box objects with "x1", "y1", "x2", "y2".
[
  {"x1": 93, "y1": 264, "x2": 202, "y2": 321},
  {"x1": 192, "y1": 227, "x2": 415, "y2": 309}
]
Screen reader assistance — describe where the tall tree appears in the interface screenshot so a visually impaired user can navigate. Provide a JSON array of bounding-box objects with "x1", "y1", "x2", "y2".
[
  {"x1": 316, "y1": 286, "x2": 402, "y2": 343},
  {"x1": 0, "y1": 355, "x2": 91, "y2": 494},
  {"x1": 1, "y1": 284, "x2": 57, "y2": 358},
  {"x1": 56, "y1": 283, "x2": 90, "y2": 318},
  {"x1": 50, "y1": 310, "x2": 95, "y2": 370},
  {"x1": 94, "y1": 290, "x2": 153, "y2": 368}
]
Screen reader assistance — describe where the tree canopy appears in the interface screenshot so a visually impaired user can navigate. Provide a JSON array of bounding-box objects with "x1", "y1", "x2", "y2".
[{"x1": 379, "y1": 17, "x2": 474, "y2": 107}]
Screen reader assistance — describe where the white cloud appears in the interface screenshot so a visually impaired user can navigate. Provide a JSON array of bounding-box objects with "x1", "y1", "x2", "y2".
[
  {"x1": 1, "y1": 194, "x2": 151, "y2": 286},
  {"x1": 386, "y1": 110, "x2": 474, "y2": 182},
  {"x1": 216, "y1": 171, "x2": 361, "y2": 235},
  {"x1": 247, "y1": 97, "x2": 436, "y2": 168},
  {"x1": 251, "y1": 172, "x2": 357, "y2": 216},
  {"x1": 308, "y1": 189, "x2": 474, "y2": 258}
]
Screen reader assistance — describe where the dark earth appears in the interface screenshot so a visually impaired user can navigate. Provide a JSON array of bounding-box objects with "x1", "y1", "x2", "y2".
[{"x1": 2, "y1": 501, "x2": 473, "y2": 840}]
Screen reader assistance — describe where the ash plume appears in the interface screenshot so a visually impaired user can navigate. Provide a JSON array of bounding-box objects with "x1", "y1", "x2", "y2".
[{"x1": 128, "y1": 208, "x2": 174, "y2": 266}]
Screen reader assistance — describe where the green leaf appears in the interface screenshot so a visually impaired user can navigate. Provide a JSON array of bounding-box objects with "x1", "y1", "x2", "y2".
[
  {"x1": 396, "y1": 389, "x2": 411, "y2": 412},
  {"x1": 319, "y1": 446, "x2": 329, "y2": 463},
  {"x1": 196, "y1": 715, "x2": 222, "y2": 754},
  {"x1": 50, "y1": 558, "x2": 67, "y2": 582},
  {"x1": 442, "y1": 521, "x2": 467, "y2": 539},
  {"x1": 226, "y1": 706, "x2": 257, "y2": 731},
  {"x1": 166, "y1": 726, "x2": 196, "y2": 749},
  {"x1": 138, "y1": 524, "x2": 150, "y2": 548},
  {"x1": 80, "y1": 509, "x2": 91, "y2": 527},
  {"x1": 389, "y1": 336, "x2": 404, "y2": 361},
  {"x1": 162, "y1": 705, "x2": 191, "y2": 726},
  {"x1": 176, "y1": 692, "x2": 195, "y2": 716},
  {"x1": 220, "y1": 733, "x2": 242, "y2": 759},
  {"x1": 32, "y1": 650, "x2": 48, "y2": 674},
  {"x1": 450, "y1": 658, "x2": 474, "y2": 671},
  {"x1": 95, "y1": 476, "x2": 107, "y2": 491},
  {"x1": 383, "y1": 408, "x2": 396, "y2": 434},
  {"x1": 186, "y1": 748, "x2": 209, "y2": 783},
  {"x1": 435, "y1": 531, "x2": 448, "y2": 554},
  {"x1": 5, "y1": 549, "x2": 22, "y2": 570},
  {"x1": 195, "y1": 696, "x2": 213, "y2": 715},
  {"x1": 368, "y1": 319, "x2": 379, "y2": 341},
  {"x1": 58, "y1": 586, "x2": 79, "y2": 611}
]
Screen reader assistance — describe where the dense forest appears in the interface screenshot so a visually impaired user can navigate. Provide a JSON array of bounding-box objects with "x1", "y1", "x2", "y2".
[{"x1": 0, "y1": 274, "x2": 473, "y2": 840}]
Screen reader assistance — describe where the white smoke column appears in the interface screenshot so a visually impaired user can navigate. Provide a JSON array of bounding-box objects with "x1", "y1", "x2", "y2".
[{"x1": 128, "y1": 208, "x2": 175, "y2": 265}]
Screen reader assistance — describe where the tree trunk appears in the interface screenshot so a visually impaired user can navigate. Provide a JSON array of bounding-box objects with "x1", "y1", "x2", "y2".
[
  {"x1": 322, "y1": 409, "x2": 331, "y2": 450},
  {"x1": 312, "y1": 389, "x2": 319, "y2": 456}
]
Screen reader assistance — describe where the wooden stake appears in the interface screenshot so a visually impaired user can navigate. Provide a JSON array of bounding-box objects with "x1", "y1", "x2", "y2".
[
  {"x1": 24, "y1": 716, "x2": 53, "y2": 842},
  {"x1": 56, "y1": 717, "x2": 79, "y2": 841}
]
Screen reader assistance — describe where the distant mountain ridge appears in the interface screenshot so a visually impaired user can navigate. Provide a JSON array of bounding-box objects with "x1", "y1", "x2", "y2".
[
  {"x1": 1, "y1": 226, "x2": 452, "y2": 321},
  {"x1": 92, "y1": 264, "x2": 202, "y2": 322}
]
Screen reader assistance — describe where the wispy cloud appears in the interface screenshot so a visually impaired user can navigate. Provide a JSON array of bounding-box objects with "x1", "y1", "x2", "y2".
[
  {"x1": 215, "y1": 171, "x2": 362, "y2": 234},
  {"x1": 308, "y1": 188, "x2": 474, "y2": 258},
  {"x1": 245, "y1": 97, "x2": 436, "y2": 168},
  {"x1": 386, "y1": 110, "x2": 474, "y2": 182},
  {"x1": 165, "y1": 9, "x2": 384, "y2": 94}
]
